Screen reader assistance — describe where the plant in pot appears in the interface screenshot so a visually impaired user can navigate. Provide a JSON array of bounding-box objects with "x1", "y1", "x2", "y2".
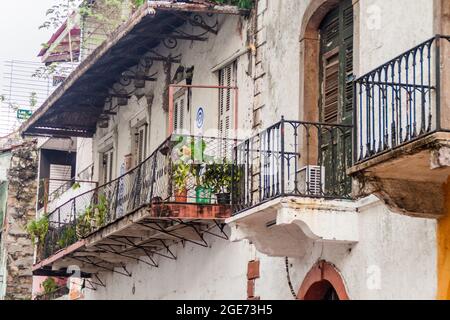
[
  {"x1": 203, "y1": 159, "x2": 241, "y2": 205},
  {"x1": 172, "y1": 162, "x2": 191, "y2": 202}
]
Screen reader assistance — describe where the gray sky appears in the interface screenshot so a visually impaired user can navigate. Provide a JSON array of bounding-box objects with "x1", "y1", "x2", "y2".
[
  {"x1": 0, "y1": 0, "x2": 58, "y2": 136},
  {"x1": 0, "y1": 0, "x2": 56, "y2": 61}
]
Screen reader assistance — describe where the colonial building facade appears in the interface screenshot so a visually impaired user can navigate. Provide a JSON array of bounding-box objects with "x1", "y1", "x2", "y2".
[{"x1": 19, "y1": 0, "x2": 450, "y2": 300}]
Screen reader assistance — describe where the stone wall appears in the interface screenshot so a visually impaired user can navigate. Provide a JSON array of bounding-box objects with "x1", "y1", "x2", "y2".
[{"x1": 0, "y1": 140, "x2": 38, "y2": 300}]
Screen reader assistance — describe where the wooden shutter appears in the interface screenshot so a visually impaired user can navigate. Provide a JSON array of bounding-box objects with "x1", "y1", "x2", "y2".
[
  {"x1": 319, "y1": 0, "x2": 354, "y2": 196},
  {"x1": 341, "y1": 1, "x2": 354, "y2": 122},
  {"x1": 173, "y1": 97, "x2": 185, "y2": 133},
  {"x1": 218, "y1": 62, "x2": 236, "y2": 140},
  {"x1": 322, "y1": 49, "x2": 340, "y2": 124},
  {"x1": 319, "y1": 0, "x2": 354, "y2": 124}
]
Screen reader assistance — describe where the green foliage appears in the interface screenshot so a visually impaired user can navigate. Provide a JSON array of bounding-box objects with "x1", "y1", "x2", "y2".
[
  {"x1": 212, "y1": 0, "x2": 254, "y2": 9},
  {"x1": 75, "y1": 195, "x2": 109, "y2": 238},
  {"x1": 173, "y1": 162, "x2": 191, "y2": 193},
  {"x1": 76, "y1": 205, "x2": 93, "y2": 238},
  {"x1": 57, "y1": 225, "x2": 77, "y2": 249},
  {"x1": 94, "y1": 195, "x2": 108, "y2": 227},
  {"x1": 72, "y1": 182, "x2": 81, "y2": 190},
  {"x1": 203, "y1": 159, "x2": 241, "y2": 194},
  {"x1": 26, "y1": 216, "x2": 49, "y2": 246},
  {"x1": 29, "y1": 92, "x2": 38, "y2": 108},
  {"x1": 133, "y1": 0, "x2": 146, "y2": 7},
  {"x1": 41, "y1": 278, "x2": 59, "y2": 295}
]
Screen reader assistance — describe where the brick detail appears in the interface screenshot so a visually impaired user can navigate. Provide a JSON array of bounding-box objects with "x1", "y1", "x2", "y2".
[
  {"x1": 247, "y1": 260, "x2": 260, "y2": 300},
  {"x1": 247, "y1": 260, "x2": 260, "y2": 280},
  {"x1": 247, "y1": 279, "x2": 255, "y2": 297}
]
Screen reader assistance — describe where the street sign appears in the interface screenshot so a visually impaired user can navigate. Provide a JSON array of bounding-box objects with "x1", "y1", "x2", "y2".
[{"x1": 17, "y1": 109, "x2": 33, "y2": 120}]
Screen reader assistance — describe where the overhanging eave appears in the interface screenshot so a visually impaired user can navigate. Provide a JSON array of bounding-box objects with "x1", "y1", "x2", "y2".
[{"x1": 20, "y1": 1, "x2": 250, "y2": 138}]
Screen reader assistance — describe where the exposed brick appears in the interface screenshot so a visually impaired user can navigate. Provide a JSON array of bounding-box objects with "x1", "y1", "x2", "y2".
[
  {"x1": 247, "y1": 279, "x2": 255, "y2": 298},
  {"x1": 247, "y1": 260, "x2": 260, "y2": 280}
]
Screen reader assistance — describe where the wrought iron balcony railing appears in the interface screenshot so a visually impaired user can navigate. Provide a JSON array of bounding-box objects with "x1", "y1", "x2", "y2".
[
  {"x1": 232, "y1": 119, "x2": 353, "y2": 215},
  {"x1": 354, "y1": 35, "x2": 450, "y2": 163},
  {"x1": 40, "y1": 134, "x2": 237, "y2": 261},
  {"x1": 38, "y1": 179, "x2": 98, "y2": 212}
]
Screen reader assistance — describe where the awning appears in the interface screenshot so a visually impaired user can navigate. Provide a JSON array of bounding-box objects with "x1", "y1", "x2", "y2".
[{"x1": 21, "y1": 1, "x2": 248, "y2": 138}]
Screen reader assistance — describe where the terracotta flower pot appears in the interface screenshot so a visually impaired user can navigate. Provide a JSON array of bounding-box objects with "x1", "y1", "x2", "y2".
[{"x1": 175, "y1": 189, "x2": 188, "y2": 203}]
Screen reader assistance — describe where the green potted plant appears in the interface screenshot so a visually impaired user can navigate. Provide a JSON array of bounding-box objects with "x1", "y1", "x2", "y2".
[
  {"x1": 26, "y1": 215, "x2": 49, "y2": 247},
  {"x1": 203, "y1": 159, "x2": 241, "y2": 205},
  {"x1": 172, "y1": 162, "x2": 191, "y2": 202}
]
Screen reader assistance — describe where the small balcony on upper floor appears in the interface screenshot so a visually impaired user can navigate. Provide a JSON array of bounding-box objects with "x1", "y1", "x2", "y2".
[
  {"x1": 227, "y1": 119, "x2": 358, "y2": 258},
  {"x1": 348, "y1": 35, "x2": 450, "y2": 218},
  {"x1": 33, "y1": 134, "x2": 236, "y2": 278}
]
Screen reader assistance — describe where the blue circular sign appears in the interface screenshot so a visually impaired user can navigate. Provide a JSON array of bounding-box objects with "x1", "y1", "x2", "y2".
[{"x1": 196, "y1": 107, "x2": 205, "y2": 129}]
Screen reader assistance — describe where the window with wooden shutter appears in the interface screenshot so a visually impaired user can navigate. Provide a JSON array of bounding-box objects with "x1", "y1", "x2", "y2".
[
  {"x1": 218, "y1": 62, "x2": 236, "y2": 141},
  {"x1": 319, "y1": 0, "x2": 354, "y2": 195},
  {"x1": 173, "y1": 90, "x2": 187, "y2": 134},
  {"x1": 134, "y1": 124, "x2": 148, "y2": 166},
  {"x1": 322, "y1": 48, "x2": 340, "y2": 124},
  {"x1": 319, "y1": 0, "x2": 354, "y2": 125},
  {"x1": 102, "y1": 149, "x2": 114, "y2": 184}
]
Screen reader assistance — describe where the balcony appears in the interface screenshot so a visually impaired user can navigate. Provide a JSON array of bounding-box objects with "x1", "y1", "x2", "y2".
[
  {"x1": 33, "y1": 135, "x2": 236, "y2": 277},
  {"x1": 227, "y1": 119, "x2": 358, "y2": 258},
  {"x1": 38, "y1": 179, "x2": 98, "y2": 214},
  {"x1": 349, "y1": 35, "x2": 450, "y2": 218}
]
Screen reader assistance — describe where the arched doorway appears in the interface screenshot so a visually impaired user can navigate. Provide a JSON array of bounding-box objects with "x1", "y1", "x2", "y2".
[
  {"x1": 303, "y1": 280, "x2": 340, "y2": 301},
  {"x1": 298, "y1": 261, "x2": 350, "y2": 300}
]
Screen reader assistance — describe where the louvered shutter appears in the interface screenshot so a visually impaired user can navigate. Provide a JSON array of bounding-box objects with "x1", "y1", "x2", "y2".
[
  {"x1": 341, "y1": 1, "x2": 354, "y2": 123},
  {"x1": 319, "y1": 0, "x2": 354, "y2": 124},
  {"x1": 218, "y1": 63, "x2": 235, "y2": 141},
  {"x1": 174, "y1": 100, "x2": 179, "y2": 132},
  {"x1": 319, "y1": 0, "x2": 354, "y2": 196},
  {"x1": 323, "y1": 49, "x2": 340, "y2": 123}
]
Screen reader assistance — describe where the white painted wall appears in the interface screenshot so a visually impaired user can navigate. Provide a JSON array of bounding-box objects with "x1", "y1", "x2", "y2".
[
  {"x1": 80, "y1": 197, "x2": 436, "y2": 300},
  {"x1": 83, "y1": 229, "x2": 252, "y2": 300},
  {"x1": 257, "y1": 197, "x2": 437, "y2": 300}
]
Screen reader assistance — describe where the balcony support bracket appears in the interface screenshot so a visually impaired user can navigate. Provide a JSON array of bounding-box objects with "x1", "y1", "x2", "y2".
[{"x1": 227, "y1": 197, "x2": 358, "y2": 258}]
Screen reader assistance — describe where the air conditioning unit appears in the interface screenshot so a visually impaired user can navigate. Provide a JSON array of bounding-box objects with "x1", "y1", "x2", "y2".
[{"x1": 296, "y1": 165, "x2": 325, "y2": 196}]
